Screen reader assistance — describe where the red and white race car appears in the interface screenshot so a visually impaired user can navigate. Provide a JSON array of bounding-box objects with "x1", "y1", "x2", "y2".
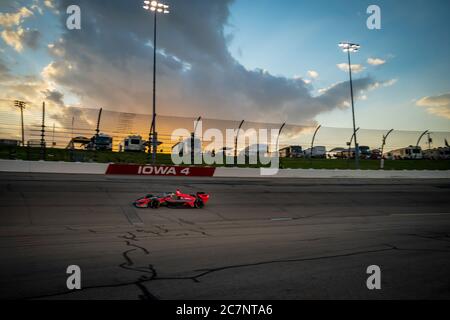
[{"x1": 133, "y1": 189, "x2": 210, "y2": 209}]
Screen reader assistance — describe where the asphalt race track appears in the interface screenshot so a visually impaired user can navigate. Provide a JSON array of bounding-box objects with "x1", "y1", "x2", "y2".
[{"x1": 1, "y1": 172, "x2": 450, "y2": 300}]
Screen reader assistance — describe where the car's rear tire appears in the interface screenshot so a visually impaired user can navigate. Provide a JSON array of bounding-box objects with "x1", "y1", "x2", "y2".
[
  {"x1": 150, "y1": 200, "x2": 160, "y2": 209},
  {"x1": 194, "y1": 199, "x2": 204, "y2": 209}
]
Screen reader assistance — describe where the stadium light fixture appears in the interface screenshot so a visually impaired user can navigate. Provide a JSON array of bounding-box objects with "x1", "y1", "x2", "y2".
[{"x1": 143, "y1": 1, "x2": 170, "y2": 13}]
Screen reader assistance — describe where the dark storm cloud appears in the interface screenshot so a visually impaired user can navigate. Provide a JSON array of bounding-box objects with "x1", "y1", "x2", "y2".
[
  {"x1": 43, "y1": 89, "x2": 64, "y2": 106},
  {"x1": 0, "y1": 58, "x2": 11, "y2": 82},
  {"x1": 317, "y1": 77, "x2": 376, "y2": 110},
  {"x1": 46, "y1": 0, "x2": 382, "y2": 124},
  {"x1": 48, "y1": 106, "x2": 96, "y2": 133},
  {"x1": 21, "y1": 28, "x2": 40, "y2": 49}
]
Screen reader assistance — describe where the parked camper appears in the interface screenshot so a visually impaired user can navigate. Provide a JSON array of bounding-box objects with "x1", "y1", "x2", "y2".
[
  {"x1": 341, "y1": 145, "x2": 371, "y2": 159},
  {"x1": 86, "y1": 133, "x2": 113, "y2": 151},
  {"x1": 121, "y1": 135, "x2": 145, "y2": 152},
  {"x1": 389, "y1": 145, "x2": 423, "y2": 160},
  {"x1": 279, "y1": 146, "x2": 303, "y2": 158},
  {"x1": 304, "y1": 146, "x2": 327, "y2": 158},
  {"x1": 328, "y1": 147, "x2": 346, "y2": 159},
  {"x1": 423, "y1": 147, "x2": 450, "y2": 160},
  {"x1": 383, "y1": 151, "x2": 394, "y2": 160}
]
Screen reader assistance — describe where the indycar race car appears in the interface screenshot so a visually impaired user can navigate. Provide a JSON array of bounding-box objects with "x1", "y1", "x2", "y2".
[{"x1": 133, "y1": 189, "x2": 210, "y2": 209}]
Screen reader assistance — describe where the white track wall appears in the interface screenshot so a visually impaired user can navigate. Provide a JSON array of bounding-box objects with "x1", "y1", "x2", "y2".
[
  {"x1": 213, "y1": 167, "x2": 450, "y2": 179},
  {"x1": 0, "y1": 160, "x2": 449, "y2": 179},
  {"x1": 0, "y1": 160, "x2": 108, "y2": 175}
]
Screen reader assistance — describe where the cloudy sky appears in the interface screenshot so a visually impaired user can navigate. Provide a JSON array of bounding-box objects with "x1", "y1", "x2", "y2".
[{"x1": 0, "y1": 0, "x2": 450, "y2": 133}]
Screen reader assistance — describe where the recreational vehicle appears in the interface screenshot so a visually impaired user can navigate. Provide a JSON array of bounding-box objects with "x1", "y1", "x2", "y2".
[{"x1": 389, "y1": 146, "x2": 423, "y2": 160}]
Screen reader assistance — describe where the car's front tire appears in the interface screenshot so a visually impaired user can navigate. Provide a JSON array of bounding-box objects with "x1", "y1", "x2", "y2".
[{"x1": 134, "y1": 202, "x2": 149, "y2": 209}]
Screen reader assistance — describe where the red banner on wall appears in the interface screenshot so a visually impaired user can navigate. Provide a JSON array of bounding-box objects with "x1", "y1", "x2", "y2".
[{"x1": 106, "y1": 164, "x2": 216, "y2": 177}]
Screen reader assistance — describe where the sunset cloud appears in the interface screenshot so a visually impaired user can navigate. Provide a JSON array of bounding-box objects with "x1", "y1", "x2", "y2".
[
  {"x1": 1, "y1": 27, "x2": 40, "y2": 52},
  {"x1": 307, "y1": 70, "x2": 319, "y2": 79},
  {"x1": 416, "y1": 93, "x2": 450, "y2": 119},
  {"x1": 36, "y1": 0, "x2": 390, "y2": 125},
  {"x1": 0, "y1": 0, "x2": 394, "y2": 131},
  {"x1": 0, "y1": 7, "x2": 33, "y2": 28},
  {"x1": 336, "y1": 63, "x2": 365, "y2": 74},
  {"x1": 367, "y1": 57, "x2": 386, "y2": 66}
]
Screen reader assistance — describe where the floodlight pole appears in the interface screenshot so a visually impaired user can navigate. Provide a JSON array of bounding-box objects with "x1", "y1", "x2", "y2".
[
  {"x1": 150, "y1": 8, "x2": 158, "y2": 164},
  {"x1": 347, "y1": 49, "x2": 360, "y2": 169},
  {"x1": 143, "y1": 1, "x2": 170, "y2": 164}
]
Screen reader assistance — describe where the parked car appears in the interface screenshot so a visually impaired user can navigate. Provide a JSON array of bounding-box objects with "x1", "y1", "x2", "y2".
[{"x1": 303, "y1": 146, "x2": 327, "y2": 158}]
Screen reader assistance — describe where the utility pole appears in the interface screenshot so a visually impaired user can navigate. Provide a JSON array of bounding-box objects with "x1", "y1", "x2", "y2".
[
  {"x1": 40, "y1": 102, "x2": 46, "y2": 160},
  {"x1": 14, "y1": 100, "x2": 26, "y2": 146}
]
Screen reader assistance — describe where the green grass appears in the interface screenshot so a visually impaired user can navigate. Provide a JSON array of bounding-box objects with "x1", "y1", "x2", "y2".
[
  {"x1": 280, "y1": 158, "x2": 450, "y2": 171},
  {"x1": 1, "y1": 146, "x2": 449, "y2": 171}
]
